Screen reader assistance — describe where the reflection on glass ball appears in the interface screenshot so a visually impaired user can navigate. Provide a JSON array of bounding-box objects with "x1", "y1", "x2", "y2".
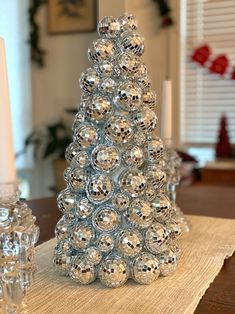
[
  {"x1": 116, "y1": 229, "x2": 142, "y2": 257},
  {"x1": 147, "y1": 166, "x2": 166, "y2": 190},
  {"x1": 133, "y1": 108, "x2": 157, "y2": 133},
  {"x1": 118, "y1": 13, "x2": 138, "y2": 31},
  {"x1": 71, "y1": 223, "x2": 94, "y2": 249},
  {"x1": 71, "y1": 151, "x2": 90, "y2": 169},
  {"x1": 65, "y1": 142, "x2": 80, "y2": 163},
  {"x1": 117, "y1": 52, "x2": 141, "y2": 77},
  {"x1": 55, "y1": 240, "x2": 72, "y2": 254},
  {"x1": 158, "y1": 248, "x2": 178, "y2": 276},
  {"x1": 98, "y1": 257, "x2": 129, "y2": 288},
  {"x1": 112, "y1": 193, "x2": 130, "y2": 212},
  {"x1": 151, "y1": 194, "x2": 172, "y2": 220},
  {"x1": 165, "y1": 219, "x2": 182, "y2": 239},
  {"x1": 91, "y1": 145, "x2": 120, "y2": 172},
  {"x1": 53, "y1": 252, "x2": 73, "y2": 276},
  {"x1": 137, "y1": 75, "x2": 151, "y2": 91},
  {"x1": 98, "y1": 16, "x2": 120, "y2": 38},
  {"x1": 121, "y1": 31, "x2": 145, "y2": 56},
  {"x1": 97, "y1": 60, "x2": 114, "y2": 77},
  {"x1": 142, "y1": 90, "x2": 157, "y2": 109},
  {"x1": 86, "y1": 95, "x2": 112, "y2": 122},
  {"x1": 88, "y1": 39, "x2": 115, "y2": 64},
  {"x1": 134, "y1": 131, "x2": 146, "y2": 146},
  {"x1": 147, "y1": 138, "x2": 164, "y2": 163},
  {"x1": 145, "y1": 223, "x2": 169, "y2": 254},
  {"x1": 85, "y1": 247, "x2": 102, "y2": 265},
  {"x1": 93, "y1": 206, "x2": 120, "y2": 232},
  {"x1": 99, "y1": 77, "x2": 116, "y2": 94},
  {"x1": 123, "y1": 145, "x2": 145, "y2": 167},
  {"x1": 119, "y1": 169, "x2": 146, "y2": 197},
  {"x1": 70, "y1": 256, "x2": 96, "y2": 284},
  {"x1": 97, "y1": 234, "x2": 114, "y2": 252},
  {"x1": 55, "y1": 217, "x2": 72, "y2": 241},
  {"x1": 76, "y1": 197, "x2": 94, "y2": 219},
  {"x1": 105, "y1": 116, "x2": 134, "y2": 144},
  {"x1": 80, "y1": 68, "x2": 100, "y2": 93},
  {"x1": 72, "y1": 112, "x2": 86, "y2": 131},
  {"x1": 127, "y1": 198, "x2": 153, "y2": 228},
  {"x1": 145, "y1": 186, "x2": 157, "y2": 202},
  {"x1": 86, "y1": 175, "x2": 113, "y2": 204},
  {"x1": 67, "y1": 167, "x2": 87, "y2": 192},
  {"x1": 132, "y1": 252, "x2": 160, "y2": 284},
  {"x1": 73, "y1": 124, "x2": 98, "y2": 149},
  {"x1": 57, "y1": 189, "x2": 75, "y2": 213},
  {"x1": 114, "y1": 81, "x2": 142, "y2": 112}
]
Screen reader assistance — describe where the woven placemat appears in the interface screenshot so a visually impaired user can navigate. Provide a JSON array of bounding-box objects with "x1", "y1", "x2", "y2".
[{"x1": 27, "y1": 215, "x2": 235, "y2": 314}]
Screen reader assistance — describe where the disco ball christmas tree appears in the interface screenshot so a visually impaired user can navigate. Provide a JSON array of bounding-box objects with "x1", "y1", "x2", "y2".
[{"x1": 53, "y1": 13, "x2": 184, "y2": 288}]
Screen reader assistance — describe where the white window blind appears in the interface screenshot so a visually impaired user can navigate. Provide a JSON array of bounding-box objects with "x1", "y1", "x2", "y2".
[{"x1": 180, "y1": 0, "x2": 235, "y2": 145}]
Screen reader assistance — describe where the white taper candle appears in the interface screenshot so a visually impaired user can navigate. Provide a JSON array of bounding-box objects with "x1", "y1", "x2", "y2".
[
  {"x1": 161, "y1": 80, "x2": 172, "y2": 140},
  {"x1": 0, "y1": 37, "x2": 16, "y2": 183}
]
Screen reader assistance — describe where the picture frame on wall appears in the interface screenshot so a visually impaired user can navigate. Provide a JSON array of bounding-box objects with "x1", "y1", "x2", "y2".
[{"x1": 48, "y1": 0, "x2": 97, "y2": 34}]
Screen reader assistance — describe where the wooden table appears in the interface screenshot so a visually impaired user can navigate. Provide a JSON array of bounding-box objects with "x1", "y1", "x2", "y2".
[{"x1": 28, "y1": 186, "x2": 235, "y2": 314}]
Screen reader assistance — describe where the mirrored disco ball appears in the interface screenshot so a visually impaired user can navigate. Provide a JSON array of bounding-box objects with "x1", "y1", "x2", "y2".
[
  {"x1": 105, "y1": 116, "x2": 134, "y2": 144},
  {"x1": 86, "y1": 95, "x2": 112, "y2": 122},
  {"x1": 98, "y1": 257, "x2": 129, "y2": 288},
  {"x1": 114, "y1": 81, "x2": 142, "y2": 112},
  {"x1": 98, "y1": 16, "x2": 120, "y2": 38},
  {"x1": 142, "y1": 90, "x2": 157, "y2": 109},
  {"x1": 145, "y1": 223, "x2": 169, "y2": 254},
  {"x1": 71, "y1": 151, "x2": 90, "y2": 169},
  {"x1": 123, "y1": 145, "x2": 145, "y2": 167},
  {"x1": 112, "y1": 193, "x2": 130, "y2": 212},
  {"x1": 96, "y1": 60, "x2": 114, "y2": 77},
  {"x1": 137, "y1": 75, "x2": 151, "y2": 91},
  {"x1": 86, "y1": 175, "x2": 114, "y2": 203},
  {"x1": 53, "y1": 252, "x2": 74, "y2": 276},
  {"x1": 66, "y1": 167, "x2": 87, "y2": 192},
  {"x1": 158, "y1": 247, "x2": 178, "y2": 276},
  {"x1": 145, "y1": 186, "x2": 157, "y2": 202},
  {"x1": 133, "y1": 108, "x2": 157, "y2": 133},
  {"x1": 65, "y1": 142, "x2": 80, "y2": 163},
  {"x1": 117, "y1": 52, "x2": 141, "y2": 77},
  {"x1": 134, "y1": 131, "x2": 146, "y2": 146},
  {"x1": 99, "y1": 77, "x2": 116, "y2": 94},
  {"x1": 73, "y1": 123, "x2": 98, "y2": 149},
  {"x1": 97, "y1": 234, "x2": 114, "y2": 252},
  {"x1": 119, "y1": 169, "x2": 146, "y2": 197},
  {"x1": 80, "y1": 68, "x2": 100, "y2": 93},
  {"x1": 85, "y1": 247, "x2": 102, "y2": 265},
  {"x1": 88, "y1": 38, "x2": 115, "y2": 64},
  {"x1": 127, "y1": 198, "x2": 153, "y2": 228},
  {"x1": 71, "y1": 223, "x2": 94, "y2": 249},
  {"x1": 70, "y1": 256, "x2": 96, "y2": 284},
  {"x1": 92, "y1": 206, "x2": 120, "y2": 232},
  {"x1": 132, "y1": 252, "x2": 160, "y2": 285},
  {"x1": 118, "y1": 13, "x2": 138, "y2": 31},
  {"x1": 57, "y1": 188, "x2": 75, "y2": 213},
  {"x1": 76, "y1": 197, "x2": 94, "y2": 219},
  {"x1": 147, "y1": 138, "x2": 164, "y2": 163},
  {"x1": 72, "y1": 112, "x2": 86, "y2": 131},
  {"x1": 116, "y1": 229, "x2": 142, "y2": 257},
  {"x1": 165, "y1": 219, "x2": 182, "y2": 239},
  {"x1": 55, "y1": 217, "x2": 73, "y2": 241},
  {"x1": 147, "y1": 166, "x2": 166, "y2": 190},
  {"x1": 91, "y1": 145, "x2": 120, "y2": 172},
  {"x1": 120, "y1": 31, "x2": 145, "y2": 56}
]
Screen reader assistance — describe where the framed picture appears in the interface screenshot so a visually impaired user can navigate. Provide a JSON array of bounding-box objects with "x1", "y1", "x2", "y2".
[{"x1": 48, "y1": 0, "x2": 97, "y2": 34}]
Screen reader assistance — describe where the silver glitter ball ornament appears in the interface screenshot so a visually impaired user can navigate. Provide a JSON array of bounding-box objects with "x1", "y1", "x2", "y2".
[
  {"x1": 137, "y1": 75, "x2": 151, "y2": 91},
  {"x1": 72, "y1": 112, "x2": 85, "y2": 131},
  {"x1": 97, "y1": 234, "x2": 114, "y2": 252},
  {"x1": 85, "y1": 247, "x2": 102, "y2": 265},
  {"x1": 76, "y1": 197, "x2": 94, "y2": 219},
  {"x1": 117, "y1": 52, "x2": 141, "y2": 77},
  {"x1": 151, "y1": 194, "x2": 172, "y2": 220},
  {"x1": 93, "y1": 206, "x2": 120, "y2": 232},
  {"x1": 134, "y1": 131, "x2": 146, "y2": 146},
  {"x1": 98, "y1": 257, "x2": 129, "y2": 288},
  {"x1": 119, "y1": 169, "x2": 146, "y2": 197},
  {"x1": 53, "y1": 252, "x2": 73, "y2": 276},
  {"x1": 70, "y1": 256, "x2": 96, "y2": 284},
  {"x1": 147, "y1": 166, "x2": 166, "y2": 190},
  {"x1": 65, "y1": 142, "x2": 80, "y2": 163},
  {"x1": 121, "y1": 31, "x2": 145, "y2": 56},
  {"x1": 147, "y1": 138, "x2": 164, "y2": 163},
  {"x1": 114, "y1": 81, "x2": 142, "y2": 112},
  {"x1": 71, "y1": 151, "x2": 90, "y2": 169},
  {"x1": 127, "y1": 198, "x2": 153, "y2": 228},
  {"x1": 123, "y1": 145, "x2": 145, "y2": 168},
  {"x1": 165, "y1": 219, "x2": 182, "y2": 239},
  {"x1": 98, "y1": 16, "x2": 120, "y2": 38},
  {"x1": 86, "y1": 95, "x2": 112, "y2": 122},
  {"x1": 67, "y1": 167, "x2": 87, "y2": 192},
  {"x1": 145, "y1": 223, "x2": 169, "y2": 254},
  {"x1": 105, "y1": 116, "x2": 134, "y2": 144},
  {"x1": 145, "y1": 186, "x2": 157, "y2": 202},
  {"x1": 86, "y1": 174, "x2": 114, "y2": 204},
  {"x1": 73, "y1": 123, "x2": 98, "y2": 149},
  {"x1": 97, "y1": 60, "x2": 114, "y2": 77},
  {"x1": 99, "y1": 77, "x2": 116, "y2": 94},
  {"x1": 132, "y1": 252, "x2": 160, "y2": 285},
  {"x1": 133, "y1": 108, "x2": 157, "y2": 133},
  {"x1": 71, "y1": 223, "x2": 94, "y2": 249},
  {"x1": 112, "y1": 193, "x2": 130, "y2": 212},
  {"x1": 118, "y1": 13, "x2": 138, "y2": 32},
  {"x1": 88, "y1": 38, "x2": 115, "y2": 64},
  {"x1": 80, "y1": 68, "x2": 100, "y2": 93},
  {"x1": 116, "y1": 229, "x2": 142, "y2": 257},
  {"x1": 158, "y1": 248, "x2": 178, "y2": 277},
  {"x1": 55, "y1": 217, "x2": 72, "y2": 241},
  {"x1": 57, "y1": 189, "x2": 75, "y2": 213},
  {"x1": 55, "y1": 240, "x2": 73, "y2": 254},
  {"x1": 142, "y1": 90, "x2": 157, "y2": 109},
  {"x1": 91, "y1": 145, "x2": 120, "y2": 172}
]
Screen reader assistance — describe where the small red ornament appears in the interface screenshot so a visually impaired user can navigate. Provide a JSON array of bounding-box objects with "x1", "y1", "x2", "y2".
[
  {"x1": 191, "y1": 45, "x2": 211, "y2": 66},
  {"x1": 216, "y1": 115, "x2": 232, "y2": 159},
  {"x1": 209, "y1": 55, "x2": 229, "y2": 76},
  {"x1": 231, "y1": 67, "x2": 235, "y2": 80}
]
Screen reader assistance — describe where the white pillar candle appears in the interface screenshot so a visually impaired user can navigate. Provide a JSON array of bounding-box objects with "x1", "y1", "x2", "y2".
[
  {"x1": 161, "y1": 80, "x2": 172, "y2": 140},
  {"x1": 0, "y1": 38, "x2": 16, "y2": 183}
]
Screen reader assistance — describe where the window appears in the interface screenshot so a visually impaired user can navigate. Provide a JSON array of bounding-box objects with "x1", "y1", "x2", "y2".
[{"x1": 180, "y1": 0, "x2": 235, "y2": 145}]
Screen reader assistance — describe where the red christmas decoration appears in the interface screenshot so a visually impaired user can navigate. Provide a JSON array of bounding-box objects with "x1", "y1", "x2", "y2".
[
  {"x1": 216, "y1": 115, "x2": 232, "y2": 159},
  {"x1": 209, "y1": 55, "x2": 229, "y2": 76},
  {"x1": 231, "y1": 66, "x2": 235, "y2": 80},
  {"x1": 191, "y1": 45, "x2": 211, "y2": 66}
]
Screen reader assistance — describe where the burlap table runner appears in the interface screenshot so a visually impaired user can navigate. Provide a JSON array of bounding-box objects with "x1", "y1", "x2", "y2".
[{"x1": 27, "y1": 215, "x2": 235, "y2": 314}]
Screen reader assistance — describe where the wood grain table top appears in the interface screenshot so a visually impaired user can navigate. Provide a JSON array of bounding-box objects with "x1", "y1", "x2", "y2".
[{"x1": 28, "y1": 185, "x2": 235, "y2": 314}]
